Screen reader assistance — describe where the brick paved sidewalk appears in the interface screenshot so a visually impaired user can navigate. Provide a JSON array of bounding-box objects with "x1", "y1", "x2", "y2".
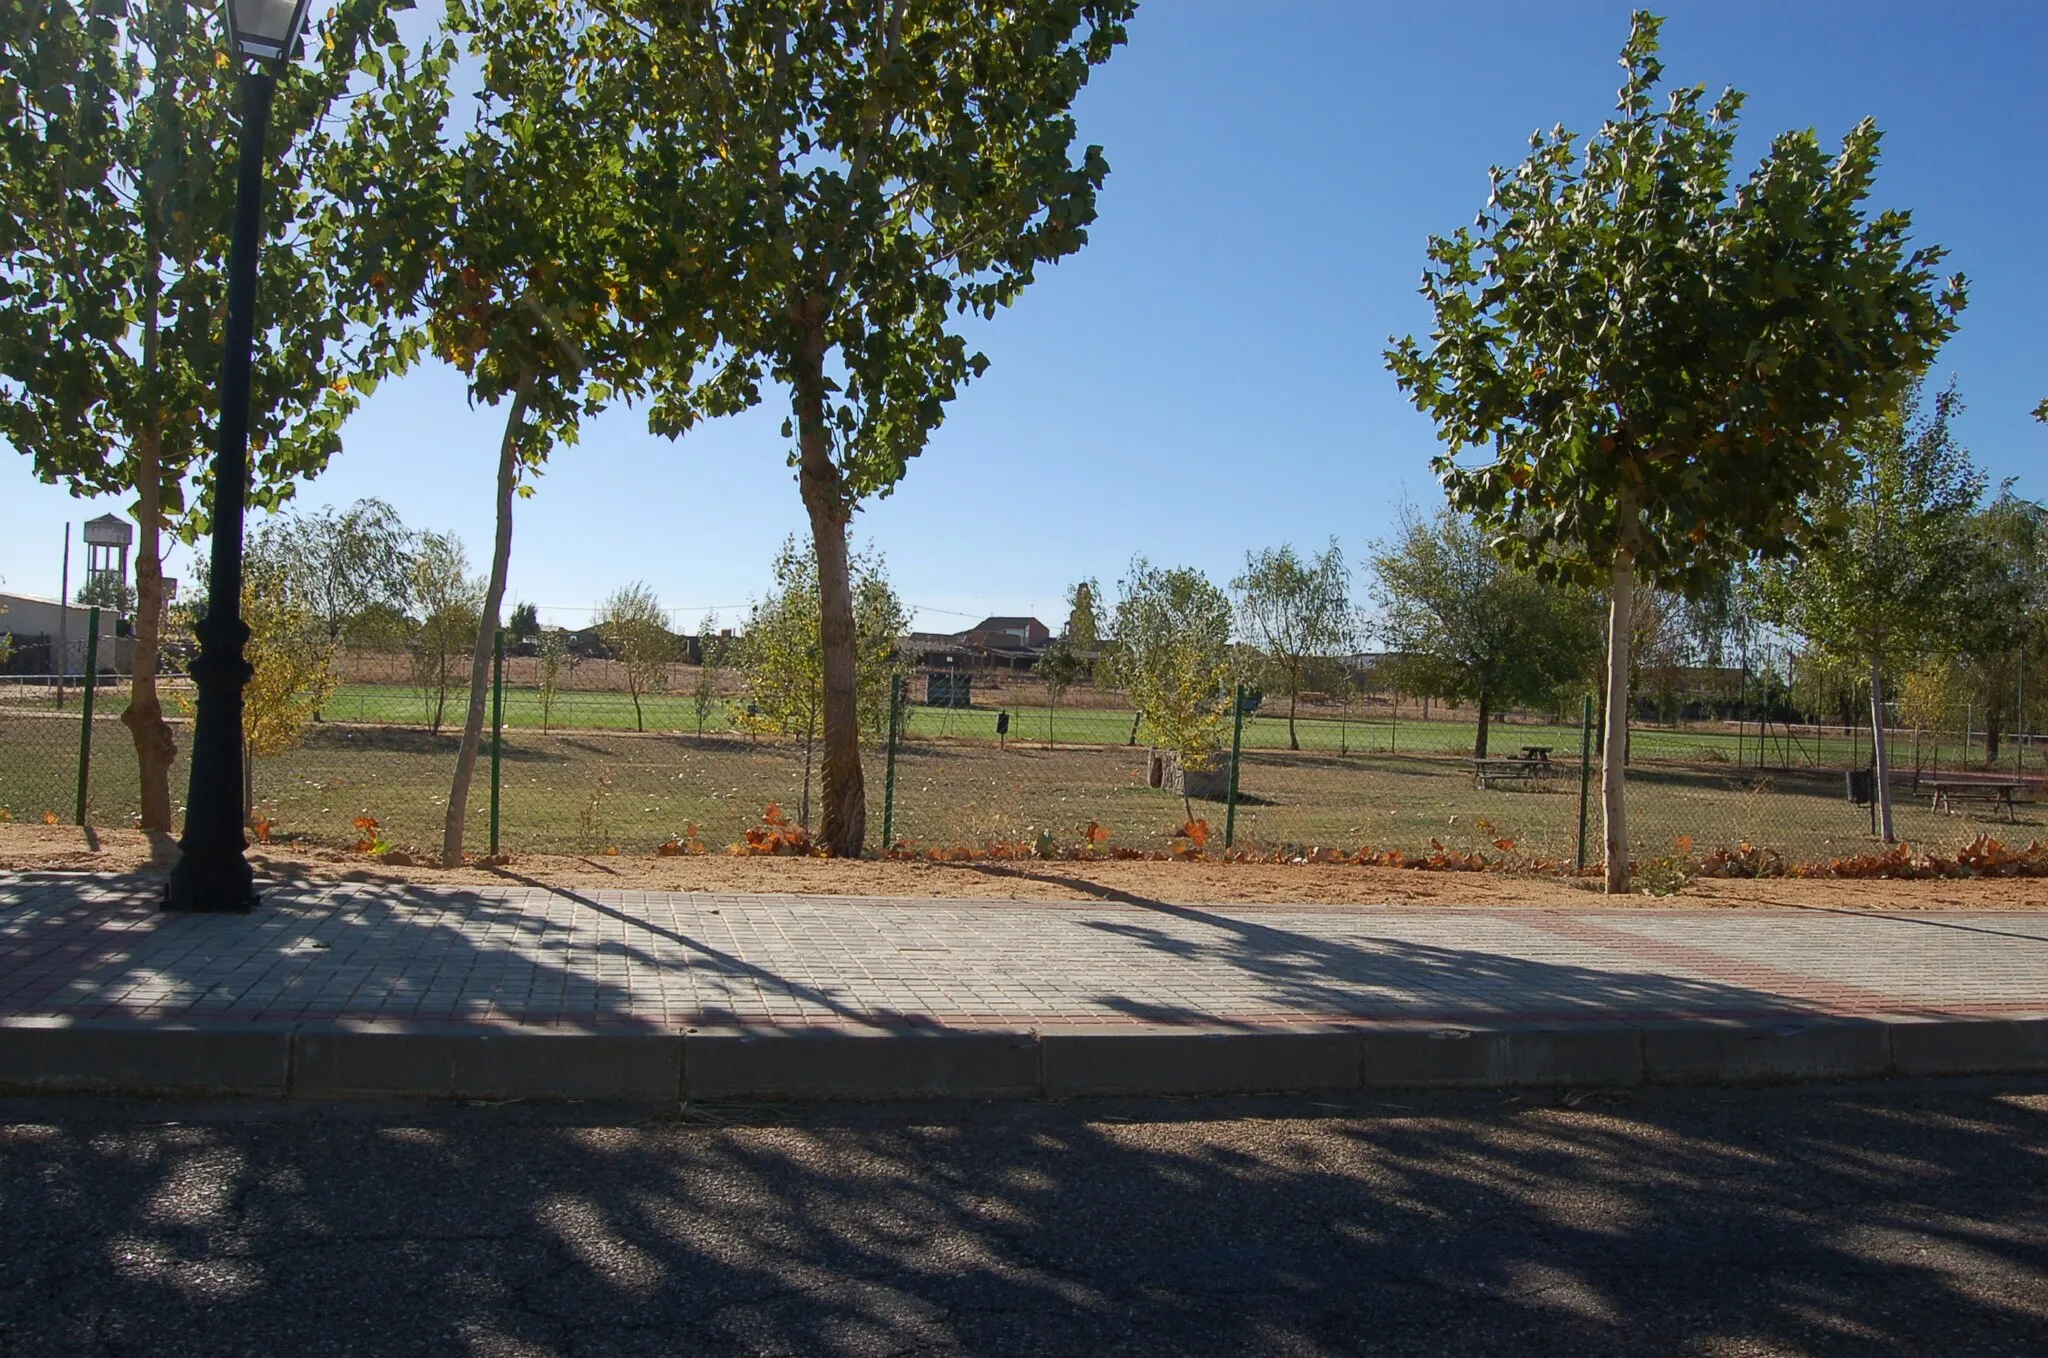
[{"x1": 5, "y1": 872, "x2": 2046, "y2": 1030}]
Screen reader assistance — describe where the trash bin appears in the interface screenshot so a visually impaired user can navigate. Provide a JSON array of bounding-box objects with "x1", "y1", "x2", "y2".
[{"x1": 1845, "y1": 768, "x2": 1874, "y2": 805}]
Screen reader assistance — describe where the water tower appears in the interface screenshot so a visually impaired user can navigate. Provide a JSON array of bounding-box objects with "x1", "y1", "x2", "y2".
[{"x1": 81, "y1": 513, "x2": 133, "y2": 612}]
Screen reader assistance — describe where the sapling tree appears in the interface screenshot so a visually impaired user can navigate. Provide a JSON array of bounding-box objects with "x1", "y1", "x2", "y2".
[
  {"x1": 597, "y1": 583, "x2": 675, "y2": 734},
  {"x1": 1756, "y1": 383, "x2": 1983, "y2": 839},
  {"x1": 692, "y1": 610, "x2": 723, "y2": 737},
  {"x1": 1112, "y1": 559, "x2": 1232, "y2": 813},
  {"x1": 1036, "y1": 637, "x2": 1086, "y2": 750},
  {"x1": 1386, "y1": 12, "x2": 1962, "y2": 890},
  {"x1": 1233, "y1": 540, "x2": 1351, "y2": 750}
]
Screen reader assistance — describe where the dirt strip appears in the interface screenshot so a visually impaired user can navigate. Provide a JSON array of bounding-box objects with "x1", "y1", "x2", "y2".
[{"x1": 8, "y1": 823, "x2": 2048, "y2": 910}]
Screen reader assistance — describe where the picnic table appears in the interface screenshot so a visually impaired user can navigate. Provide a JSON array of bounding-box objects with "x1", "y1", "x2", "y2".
[
  {"x1": 1924, "y1": 780, "x2": 2022, "y2": 822},
  {"x1": 1470, "y1": 750, "x2": 1556, "y2": 789}
]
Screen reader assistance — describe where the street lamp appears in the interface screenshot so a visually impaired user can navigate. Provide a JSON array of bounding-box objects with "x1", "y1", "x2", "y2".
[{"x1": 164, "y1": 0, "x2": 313, "y2": 914}]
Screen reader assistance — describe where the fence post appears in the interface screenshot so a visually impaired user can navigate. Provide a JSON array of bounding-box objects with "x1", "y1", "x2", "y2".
[
  {"x1": 73, "y1": 607, "x2": 101, "y2": 826},
  {"x1": 1224, "y1": 682, "x2": 1246, "y2": 851},
  {"x1": 1575, "y1": 692, "x2": 1593, "y2": 871},
  {"x1": 881, "y1": 672, "x2": 902, "y2": 850},
  {"x1": 489, "y1": 628, "x2": 505, "y2": 857}
]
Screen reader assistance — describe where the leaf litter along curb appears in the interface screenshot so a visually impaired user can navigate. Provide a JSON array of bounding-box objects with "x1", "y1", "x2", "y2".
[{"x1": 328, "y1": 801, "x2": 2048, "y2": 888}]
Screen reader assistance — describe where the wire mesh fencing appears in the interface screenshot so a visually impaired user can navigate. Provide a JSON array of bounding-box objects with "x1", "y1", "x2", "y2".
[{"x1": 5, "y1": 657, "x2": 2042, "y2": 871}]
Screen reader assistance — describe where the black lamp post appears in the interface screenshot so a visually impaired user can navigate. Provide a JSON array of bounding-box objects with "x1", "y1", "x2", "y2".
[{"x1": 164, "y1": 0, "x2": 313, "y2": 914}]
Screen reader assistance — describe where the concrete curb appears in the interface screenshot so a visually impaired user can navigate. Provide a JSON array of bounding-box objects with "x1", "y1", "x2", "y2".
[{"x1": 0, "y1": 1015, "x2": 2044, "y2": 1103}]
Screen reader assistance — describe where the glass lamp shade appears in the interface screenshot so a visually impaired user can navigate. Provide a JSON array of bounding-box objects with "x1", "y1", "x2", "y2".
[{"x1": 225, "y1": 0, "x2": 313, "y2": 62}]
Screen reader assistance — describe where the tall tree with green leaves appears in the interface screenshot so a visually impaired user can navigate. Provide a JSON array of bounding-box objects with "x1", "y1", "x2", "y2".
[
  {"x1": 1757, "y1": 383, "x2": 1982, "y2": 839},
  {"x1": 0, "y1": 0, "x2": 449, "y2": 830},
  {"x1": 614, "y1": 1, "x2": 1135, "y2": 856},
  {"x1": 1385, "y1": 12, "x2": 1962, "y2": 889},
  {"x1": 1370, "y1": 508, "x2": 1600, "y2": 759},
  {"x1": 1233, "y1": 540, "x2": 1351, "y2": 750},
  {"x1": 1064, "y1": 578, "x2": 1104, "y2": 664},
  {"x1": 400, "y1": 0, "x2": 707, "y2": 866}
]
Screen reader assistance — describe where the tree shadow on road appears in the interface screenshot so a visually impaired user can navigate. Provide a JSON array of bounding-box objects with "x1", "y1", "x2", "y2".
[{"x1": 1, "y1": 1079, "x2": 2043, "y2": 1355}]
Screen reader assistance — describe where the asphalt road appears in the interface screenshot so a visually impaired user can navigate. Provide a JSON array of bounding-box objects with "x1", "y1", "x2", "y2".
[{"x1": 2, "y1": 1079, "x2": 2044, "y2": 1357}]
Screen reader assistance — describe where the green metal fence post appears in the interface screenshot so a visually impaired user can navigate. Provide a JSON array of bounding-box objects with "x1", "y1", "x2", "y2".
[
  {"x1": 1224, "y1": 683, "x2": 1246, "y2": 851},
  {"x1": 1575, "y1": 693, "x2": 1593, "y2": 871},
  {"x1": 489, "y1": 628, "x2": 505, "y2": 857},
  {"x1": 73, "y1": 607, "x2": 101, "y2": 826},
  {"x1": 881, "y1": 673, "x2": 902, "y2": 849}
]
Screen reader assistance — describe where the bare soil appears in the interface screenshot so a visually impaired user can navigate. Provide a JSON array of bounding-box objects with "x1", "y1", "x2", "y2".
[{"x1": 6, "y1": 823, "x2": 2046, "y2": 911}]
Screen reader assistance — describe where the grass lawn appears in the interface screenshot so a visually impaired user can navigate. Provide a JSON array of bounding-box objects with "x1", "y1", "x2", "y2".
[{"x1": 6, "y1": 708, "x2": 2034, "y2": 866}]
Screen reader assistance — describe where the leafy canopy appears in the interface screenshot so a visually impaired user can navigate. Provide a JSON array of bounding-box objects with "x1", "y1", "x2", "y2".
[
  {"x1": 1111, "y1": 559, "x2": 1232, "y2": 772},
  {"x1": 1385, "y1": 10, "x2": 1964, "y2": 590}
]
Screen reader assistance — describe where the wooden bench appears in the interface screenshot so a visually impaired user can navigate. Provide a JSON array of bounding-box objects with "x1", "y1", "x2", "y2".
[
  {"x1": 1471, "y1": 755, "x2": 1555, "y2": 789},
  {"x1": 1924, "y1": 780, "x2": 2022, "y2": 822}
]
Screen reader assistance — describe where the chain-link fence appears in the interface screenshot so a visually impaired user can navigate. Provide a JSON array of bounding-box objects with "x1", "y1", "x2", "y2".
[{"x1": 4, "y1": 654, "x2": 2039, "y2": 870}]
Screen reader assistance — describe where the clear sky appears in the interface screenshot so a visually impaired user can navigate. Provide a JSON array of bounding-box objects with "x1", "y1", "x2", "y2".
[{"x1": 4, "y1": 1, "x2": 2043, "y2": 634}]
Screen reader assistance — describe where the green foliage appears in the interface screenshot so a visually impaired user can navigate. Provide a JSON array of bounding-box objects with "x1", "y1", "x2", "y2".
[
  {"x1": 692, "y1": 610, "x2": 723, "y2": 737},
  {"x1": 1756, "y1": 382, "x2": 1983, "y2": 671},
  {"x1": 1064, "y1": 579, "x2": 1104, "y2": 658},
  {"x1": 1233, "y1": 540, "x2": 1351, "y2": 749},
  {"x1": 75, "y1": 575, "x2": 138, "y2": 615},
  {"x1": 1371, "y1": 507, "x2": 1601, "y2": 757},
  {"x1": 1111, "y1": 559, "x2": 1233, "y2": 773},
  {"x1": 733, "y1": 538, "x2": 905, "y2": 743},
  {"x1": 0, "y1": 0, "x2": 451, "y2": 526},
  {"x1": 508, "y1": 602, "x2": 540, "y2": 640},
  {"x1": 406, "y1": 531, "x2": 481, "y2": 734},
  {"x1": 255, "y1": 498, "x2": 416, "y2": 643},
  {"x1": 1037, "y1": 637, "x2": 1086, "y2": 705},
  {"x1": 596, "y1": 583, "x2": 675, "y2": 733},
  {"x1": 534, "y1": 626, "x2": 577, "y2": 733},
  {"x1": 1385, "y1": 11, "x2": 1963, "y2": 591}
]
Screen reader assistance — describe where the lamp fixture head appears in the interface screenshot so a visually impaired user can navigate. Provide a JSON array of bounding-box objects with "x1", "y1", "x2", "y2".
[{"x1": 224, "y1": 0, "x2": 313, "y2": 64}]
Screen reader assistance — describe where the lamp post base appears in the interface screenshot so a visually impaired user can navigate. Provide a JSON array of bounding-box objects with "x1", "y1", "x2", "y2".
[{"x1": 162, "y1": 843, "x2": 259, "y2": 914}]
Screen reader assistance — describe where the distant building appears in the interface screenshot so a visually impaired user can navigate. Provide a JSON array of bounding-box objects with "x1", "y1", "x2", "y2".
[{"x1": 0, "y1": 592, "x2": 122, "y2": 676}]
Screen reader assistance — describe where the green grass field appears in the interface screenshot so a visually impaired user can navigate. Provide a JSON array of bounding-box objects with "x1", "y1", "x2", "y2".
[{"x1": 4, "y1": 705, "x2": 2035, "y2": 867}]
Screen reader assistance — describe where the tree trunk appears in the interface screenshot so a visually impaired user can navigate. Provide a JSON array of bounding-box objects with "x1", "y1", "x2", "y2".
[
  {"x1": 121, "y1": 428, "x2": 178, "y2": 832},
  {"x1": 631, "y1": 683, "x2": 644, "y2": 733},
  {"x1": 1602, "y1": 550, "x2": 1635, "y2": 894},
  {"x1": 1474, "y1": 688, "x2": 1492, "y2": 760},
  {"x1": 1287, "y1": 681, "x2": 1299, "y2": 751},
  {"x1": 791, "y1": 304, "x2": 865, "y2": 856},
  {"x1": 1986, "y1": 718, "x2": 2001, "y2": 763},
  {"x1": 441, "y1": 387, "x2": 525, "y2": 867},
  {"x1": 1868, "y1": 656, "x2": 1895, "y2": 842}
]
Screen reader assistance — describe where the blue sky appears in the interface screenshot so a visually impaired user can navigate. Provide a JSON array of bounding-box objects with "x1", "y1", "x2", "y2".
[{"x1": 4, "y1": 1, "x2": 2043, "y2": 633}]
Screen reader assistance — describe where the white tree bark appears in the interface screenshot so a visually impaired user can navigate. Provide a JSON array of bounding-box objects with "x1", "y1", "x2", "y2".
[
  {"x1": 442, "y1": 388, "x2": 526, "y2": 867},
  {"x1": 1602, "y1": 551, "x2": 1636, "y2": 893},
  {"x1": 1869, "y1": 655, "x2": 1896, "y2": 842}
]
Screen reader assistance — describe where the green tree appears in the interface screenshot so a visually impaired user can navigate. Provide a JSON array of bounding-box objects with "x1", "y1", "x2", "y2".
[
  {"x1": 621, "y1": 1, "x2": 1136, "y2": 856},
  {"x1": 1064, "y1": 578, "x2": 1104, "y2": 668},
  {"x1": 398, "y1": 0, "x2": 695, "y2": 866},
  {"x1": 1371, "y1": 507, "x2": 1601, "y2": 759},
  {"x1": 1945, "y1": 490, "x2": 2048, "y2": 762},
  {"x1": 259, "y1": 499, "x2": 416, "y2": 648},
  {"x1": 1757, "y1": 383, "x2": 1983, "y2": 838},
  {"x1": 1233, "y1": 540, "x2": 1351, "y2": 750},
  {"x1": 535, "y1": 626, "x2": 577, "y2": 733},
  {"x1": 1035, "y1": 636, "x2": 1086, "y2": 751},
  {"x1": 75, "y1": 576, "x2": 139, "y2": 616},
  {"x1": 0, "y1": 0, "x2": 449, "y2": 830},
  {"x1": 597, "y1": 583, "x2": 675, "y2": 734},
  {"x1": 734, "y1": 537, "x2": 905, "y2": 829},
  {"x1": 407, "y1": 531, "x2": 481, "y2": 734},
  {"x1": 1111, "y1": 559, "x2": 1232, "y2": 810},
  {"x1": 1385, "y1": 12, "x2": 1962, "y2": 890},
  {"x1": 236, "y1": 535, "x2": 343, "y2": 823},
  {"x1": 508, "y1": 602, "x2": 540, "y2": 641},
  {"x1": 692, "y1": 610, "x2": 724, "y2": 738}
]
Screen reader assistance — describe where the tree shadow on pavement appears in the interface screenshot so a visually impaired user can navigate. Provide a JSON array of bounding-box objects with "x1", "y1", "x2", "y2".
[{"x1": 0, "y1": 1079, "x2": 2043, "y2": 1356}]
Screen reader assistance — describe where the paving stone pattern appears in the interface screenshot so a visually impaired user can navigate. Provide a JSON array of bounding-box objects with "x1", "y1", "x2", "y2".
[{"x1": 2, "y1": 873, "x2": 2046, "y2": 1030}]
